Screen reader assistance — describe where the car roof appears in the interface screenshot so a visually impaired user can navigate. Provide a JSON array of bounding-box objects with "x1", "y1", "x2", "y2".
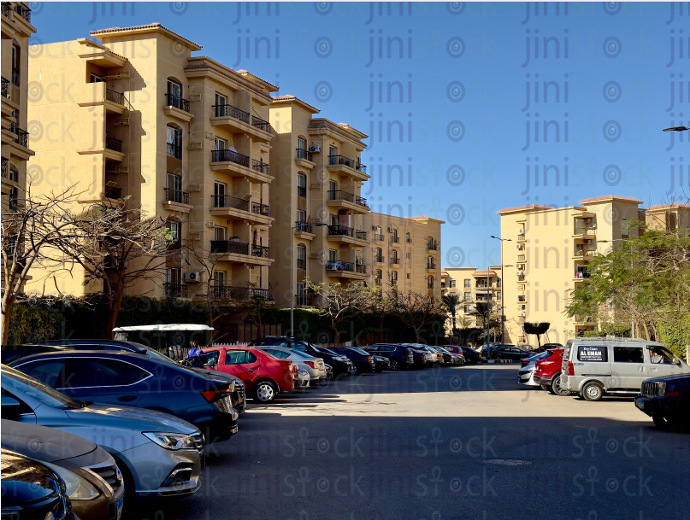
[{"x1": 9, "y1": 349, "x2": 153, "y2": 366}]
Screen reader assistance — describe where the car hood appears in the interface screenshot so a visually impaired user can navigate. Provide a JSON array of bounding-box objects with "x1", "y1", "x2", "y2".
[
  {"x1": 186, "y1": 366, "x2": 240, "y2": 387},
  {"x1": 65, "y1": 404, "x2": 198, "y2": 435},
  {"x1": 645, "y1": 373, "x2": 690, "y2": 383},
  {"x1": 1, "y1": 419, "x2": 97, "y2": 462}
]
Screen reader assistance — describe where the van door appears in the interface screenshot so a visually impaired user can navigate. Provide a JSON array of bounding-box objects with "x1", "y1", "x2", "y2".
[
  {"x1": 611, "y1": 344, "x2": 646, "y2": 390},
  {"x1": 646, "y1": 345, "x2": 687, "y2": 378}
]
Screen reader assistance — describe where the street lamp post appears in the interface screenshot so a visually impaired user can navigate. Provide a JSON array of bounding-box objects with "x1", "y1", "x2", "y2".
[
  {"x1": 290, "y1": 222, "x2": 328, "y2": 337},
  {"x1": 491, "y1": 236, "x2": 511, "y2": 345}
]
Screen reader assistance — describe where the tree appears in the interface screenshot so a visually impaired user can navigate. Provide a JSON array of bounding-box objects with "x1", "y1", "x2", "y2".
[
  {"x1": 243, "y1": 283, "x2": 276, "y2": 338},
  {"x1": 55, "y1": 202, "x2": 172, "y2": 339},
  {"x1": 523, "y1": 322, "x2": 550, "y2": 350},
  {"x1": 365, "y1": 286, "x2": 397, "y2": 342},
  {"x1": 441, "y1": 292, "x2": 461, "y2": 333},
  {"x1": 1, "y1": 184, "x2": 80, "y2": 344},
  {"x1": 470, "y1": 300, "x2": 500, "y2": 344},
  {"x1": 306, "y1": 280, "x2": 372, "y2": 345},
  {"x1": 392, "y1": 292, "x2": 445, "y2": 343}
]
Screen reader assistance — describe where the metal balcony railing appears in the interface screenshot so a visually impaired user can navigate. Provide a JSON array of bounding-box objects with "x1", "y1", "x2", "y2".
[
  {"x1": 390, "y1": 236, "x2": 400, "y2": 244},
  {"x1": 374, "y1": 278, "x2": 382, "y2": 285},
  {"x1": 211, "y1": 240, "x2": 249, "y2": 255},
  {"x1": 427, "y1": 241, "x2": 439, "y2": 251},
  {"x1": 326, "y1": 261, "x2": 355, "y2": 273},
  {"x1": 328, "y1": 190, "x2": 368, "y2": 207},
  {"x1": 356, "y1": 264, "x2": 367, "y2": 274},
  {"x1": 296, "y1": 148, "x2": 313, "y2": 161},
  {"x1": 252, "y1": 159, "x2": 270, "y2": 175},
  {"x1": 374, "y1": 234, "x2": 384, "y2": 242},
  {"x1": 328, "y1": 154, "x2": 356, "y2": 168},
  {"x1": 297, "y1": 186, "x2": 307, "y2": 198},
  {"x1": 355, "y1": 230, "x2": 367, "y2": 240},
  {"x1": 210, "y1": 285, "x2": 272, "y2": 301},
  {"x1": 13, "y1": 3, "x2": 31, "y2": 22},
  {"x1": 166, "y1": 142, "x2": 182, "y2": 159},
  {"x1": 295, "y1": 222, "x2": 312, "y2": 233},
  {"x1": 163, "y1": 188, "x2": 189, "y2": 204},
  {"x1": 105, "y1": 187, "x2": 122, "y2": 199},
  {"x1": 427, "y1": 261, "x2": 437, "y2": 270},
  {"x1": 106, "y1": 134, "x2": 122, "y2": 153},
  {"x1": 2, "y1": 3, "x2": 11, "y2": 18},
  {"x1": 212, "y1": 103, "x2": 250, "y2": 123},
  {"x1": 211, "y1": 149, "x2": 250, "y2": 168},
  {"x1": 165, "y1": 93, "x2": 191, "y2": 113},
  {"x1": 164, "y1": 283, "x2": 188, "y2": 299},
  {"x1": 106, "y1": 88, "x2": 125, "y2": 106},
  {"x1": 252, "y1": 245, "x2": 270, "y2": 258},
  {"x1": 1, "y1": 157, "x2": 7, "y2": 178},
  {"x1": 1, "y1": 77, "x2": 8, "y2": 98},
  {"x1": 10, "y1": 124, "x2": 29, "y2": 148},
  {"x1": 374, "y1": 254, "x2": 384, "y2": 263},
  {"x1": 252, "y1": 202, "x2": 270, "y2": 217},
  {"x1": 328, "y1": 225, "x2": 366, "y2": 240},
  {"x1": 252, "y1": 115, "x2": 270, "y2": 132},
  {"x1": 212, "y1": 194, "x2": 249, "y2": 211},
  {"x1": 390, "y1": 258, "x2": 400, "y2": 266}
]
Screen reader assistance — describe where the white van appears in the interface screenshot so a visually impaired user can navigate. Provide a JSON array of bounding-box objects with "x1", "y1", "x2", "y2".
[{"x1": 560, "y1": 338, "x2": 690, "y2": 401}]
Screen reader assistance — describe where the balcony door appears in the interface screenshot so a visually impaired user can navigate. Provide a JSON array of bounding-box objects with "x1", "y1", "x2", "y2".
[
  {"x1": 214, "y1": 181, "x2": 226, "y2": 207},
  {"x1": 167, "y1": 173, "x2": 182, "y2": 203},
  {"x1": 214, "y1": 137, "x2": 226, "y2": 151},
  {"x1": 168, "y1": 79, "x2": 182, "y2": 99},
  {"x1": 214, "y1": 227, "x2": 226, "y2": 241},
  {"x1": 166, "y1": 126, "x2": 182, "y2": 159},
  {"x1": 166, "y1": 267, "x2": 181, "y2": 286},
  {"x1": 297, "y1": 137, "x2": 306, "y2": 151}
]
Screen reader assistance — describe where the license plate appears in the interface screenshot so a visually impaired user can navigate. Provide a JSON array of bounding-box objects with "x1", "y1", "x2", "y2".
[{"x1": 116, "y1": 497, "x2": 124, "y2": 520}]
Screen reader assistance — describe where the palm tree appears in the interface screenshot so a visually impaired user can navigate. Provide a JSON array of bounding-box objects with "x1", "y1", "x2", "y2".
[{"x1": 442, "y1": 293, "x2": 461, "y2": 333}]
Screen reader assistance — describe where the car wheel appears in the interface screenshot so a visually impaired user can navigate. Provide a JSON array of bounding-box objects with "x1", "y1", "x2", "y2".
[
  {"x1": 540, "y1": 384, "x2": 551, "y2": 392},
  {"x1": 390, "y1": 360, "x2": 400, "y2": 371},
  {"x1": 351, "y1": 364, "x2": 358, "y2": 375},
  {"x1": 254, "y1": 380, "x2": 277, "y2": 403},
  {"x1": 582, "y1": 381, "x2": 604, "y2": 401},
  {"x1": 552, "y1": 374, "x2": 571, "y2": 396}
]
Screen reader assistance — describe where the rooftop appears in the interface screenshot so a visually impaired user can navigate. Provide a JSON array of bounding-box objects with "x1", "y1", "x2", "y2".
[
  {"x1": 579, "y1": 195, "x2": 643, "y2": 205},
  {"x1": 270, "y1": 95, "x2": 320, "y2": 113},
  {"x1": 496, "y1": 204, "x2": 552, "y2": 215},
  {"x1": 647, "y1": 203, "x2": 690, "y2": 211},
  {"x1": 91, "y1": 23, "x2": 203, "y2": 51}
]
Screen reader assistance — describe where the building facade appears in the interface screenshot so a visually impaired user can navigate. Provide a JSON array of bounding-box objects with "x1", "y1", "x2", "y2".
[
  {"x1": 645, "y1": 203, "x2": 690, "y2": 232},
  {"x1": 441, "y1": 266, "x2": 502, "y2": 332},
  {"x1": 498, "y1": 196, "x2": 644, "y2": 345}
]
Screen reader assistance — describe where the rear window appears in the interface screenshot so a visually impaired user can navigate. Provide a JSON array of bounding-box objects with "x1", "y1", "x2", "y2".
[
  {"x1": 577, "y1": 345, "x2": 608, "y2": 362},
  {"x1": 225, "y1": 350, "x2": 258, "y2": 364}
]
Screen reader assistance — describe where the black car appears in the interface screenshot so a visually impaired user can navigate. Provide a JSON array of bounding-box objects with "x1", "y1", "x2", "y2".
[
  {"x1": 460, "y1": 346, "x2": 482, "y2": 364},
  {"x1": 365, "y1": 344, "x2": 414, "y2": 371},
  {"x1": 481, "y1": 344, "x2": 531, "y2": 361},
  {"x1": 10, "y1": 350, "x2": 239, "y2": 443},
  {"x1": 16, "y1": 339, "x2": 246, "y2": 414},
  {"x1": 249, "y1": 337, "x2": 355, "y2": 376},
  {"x1": 371, "y1": 355, "x2": 391, "y2": 372},
  {"x1": 329, "y1": 347, "x2": 376, "y2": 374},
  {"x1": 1, "y1": 448, "x2": 77, "y2": 520},
  {"x1": 635, "y1": 374, "x2": 690, "y2": 429}
]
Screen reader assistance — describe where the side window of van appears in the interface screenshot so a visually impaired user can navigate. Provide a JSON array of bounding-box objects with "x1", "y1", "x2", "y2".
[
  {"x1": 613, "y1": 347, "x2": 644, "y2": 363},
  {"x1": 577, "y1": 346, "x2": 608, "y2": 362}
]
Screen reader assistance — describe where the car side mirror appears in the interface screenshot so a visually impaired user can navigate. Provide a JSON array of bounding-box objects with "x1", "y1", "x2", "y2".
[
  {"x1": 673, "y1": 358, "x2": 681, "y2": 366},
  {"x1": 1, "y1": 395, "x2": 21, "y2": 419}
]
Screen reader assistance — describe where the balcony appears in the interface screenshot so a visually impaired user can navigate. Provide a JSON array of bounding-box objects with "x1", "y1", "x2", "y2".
[
  {"x1": 390, "y1": 236, "x2": 400, "y2": 244},
  {"x1": 252, "y1": 159, "x2": 270, "y2": 175},
  {"x1": 251, "y1": 115, "x2": 271, "y2": 133},
  {"x1": 105, "y1": 134, "x2": 122, "y2": 153},
  {"x1": 1, "y1": 3, "x2": 10, "y2": 18},
  {"x1": 327, "y1": 154, "x2": 369, "y2": 181},
  {"x1": 517, "y1": 295, "x2": 526, "y2": 303},
  {"x1": 211, "y1": 104, "x2": 271, "y2": 141},
  {"x1": 295, "y1": 222, "x2": 312, "y2": 234},
  {"x1": 210, "y1": 285, "x2": 273, "y2": 301},
  {"x1": 325, "y1": 261, "x2": 367, "y2": 279},
  {"x1": 106, "y1": 88, "x2": 125, "y2": 106},
  {"x1": 10, "y1": 124, "x2": 29, "y2": 148},
  {"x1": 327, "y1": 225, "x2": 368, "y2": 245},
  {"x1": 210, "y1": 195, "x2": 272, "y2": 223},
  {"x1": 212, "y1": 148, "x2": 248, "y2": 167},
  {"x1": 12, "y1": 3, "x2": 31, "y2": 23},
  {"x1": 211, "y1": 149, "x2": 272, "y2": 183},
  {"x1": 164, "y1": 93, "x2": 192, "y2": 122},
  {"x1": 389, "y1": 258, "x2": 401, "y2": 267},
  {"x1": 213, "y1": 194, "x2": 249, "y2": 212},
  {"x1": 162, "y1": 188, "x2": 192, "y2": 213},
  {"x1": 517, "y1": 254, "x2": 526, "y2": 262},
  {"x1": 1, "y1": 157, "x2": 7, "y2": 179},
  {"x1": 327, "y1": 190, "x2": 369, "y2": 214},
  {"x1": 374, "y1": 234, "x2": 384, "y2": 242},
  {"x1": 427, "y1": 261, "x2": 437, "y2": 270},
  {"x1": 573, "y1": 225, "x2": 596, "y2": 239},
  {"x1": 105, "y1": 186, "x2": 122, "y2": 200},
  {"x1": 426, "y1": 241, "x2": 439, "y2": 251},
  {"x1": 517, "y1": 273, "x2": 525, "y2": 282},
  {"x1": 572, "y1": 247, "x2": 596, "y2": 260},
  {"x1": 77, "y1": 83, "x2": 126, "y2": 115},
  {"x1": 210, "y1": 240, "x2": 272, "y2": 266},
  {"x1": 213, "y1": 103, "x2": 249, "y2": 123},
  {"x1": 1, "y1": 77, "x2": 8, "y2": 99},
  {"x1": 574, "y1": 271, "x2": 591, "y2": 282},
  {"x1": 517, "y1": 232, "x2": 526, "y2": 241},
  {"x1": 164, "y1": 283, "x2": 189, "y2": 299},
  {"x1": 374, "y1": 254, "x2": 384, "y2": 263},
  {"x1": 296, "y1": 148, "x2": 313, "y2": 161}
]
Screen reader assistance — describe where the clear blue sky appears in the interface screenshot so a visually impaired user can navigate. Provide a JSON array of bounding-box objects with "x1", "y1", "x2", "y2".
[{"x1": 31, "y1": 2, "x2": 688, "y2": 268}]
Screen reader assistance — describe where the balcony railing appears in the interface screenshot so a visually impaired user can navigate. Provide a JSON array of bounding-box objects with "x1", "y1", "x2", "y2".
[
  {"x1": 14, "y1": 3, "x2": 31, "y2": 22},
  {"x1": 297, "y1": 258, "x2": 307, "y2": 270},
  {"x1": 295, "y1": 291, "x2": 311, "y2": 307},
  {"x1": 374, "y1": 254, "x2": 384, "y2": 263},
  {"x1": 11, "y1": 68, "x2": 19, "y2": 87},
  {"x1": 105, "y1": 187, "x2": 122, "y2": 199},
  {"x1": 328, "y1": 190, "x2": 368, "y2": 207},
  {"x1": 427, "y1": 241, "x2": 439, "y2": 251},
  {"x1": 296, "y1": 148, "x2": 313, "y2": 161},
  {"x1": 165, "y1": 93, "x2": 191, "y2": 113},
  {"x1": 252, "y1": 115, "x2": 270, "y2": 132},
  {"x1": 355, "y1": 230, "x2": 367, "y2": 240},
  {"x1": 211, "y1": 149, "x2": 250, "y2": 168},
  {"x1": 374, "y1": 278, "x2": 382, "y2": 285},
  {"x1": 390, "y1": 236, "x2": 400, "y2": 244},
  {"x1": 574, "y1": 247, "x2": 596, "y2": 257},
  {"x1": 390, "y1": 258, "x2": 400, "y2": 266},
  {"x1": 252, "y1": 202, "x2": 270, "y2": 217},
  {"x1": 356, "y1": 264, "x2": 367, "y2": 274},
  {"x1": 517, "y1": 273, "x2": 525, "y2": 281},
  {"x1": 1, "y1": 158, "x2": 7, "y2": 178},
  {"x1": 295, "y1": 222, "x2": 312, "y2": 233},
  {"x1": 1, "y1": 77, "x2": 8, "y2": 98},
  {"x1": 427, "y1": 261, "x2": 437, "y2": 270},
  {"x1": 374, "y1": 234, "x2": 384, "y2": 242},
  {"x1": 2, "y1": 3, "x2": 11, "y2": 18},
  {"x1": 106, "y1": 134, "x2": 122, "y2": 153},
  {"x1": 10, "y1": 124, "x2": 29, "y2": 148},
  {"x1": 106, "y1": 88, "x2": 125, "y2": 106},
  {"x1": 574, "y1": 225, "x2": 596, "y2": 236},
  {"x1": 326, "y1": 261, "x2": 356, "y2": 273},
  {"x1": 327, "y1": 225, "x2": 365, "y2": 240},
  {"x1": 406, "y1": 237, "x2": 412, "y2": 243},
  {"x1": 211, "y1": 240, "x2": 249, "y2": 255},
  {"x1": 164, "y1": 283, "x2": 188, "y2": 299},
  {"x1": 574, "y1": 271, "x2": 591, "y2": 279},
  {"x1": 212, "y1": 103, "x2": 250, "y2": 124},
  {"x1": 517, "y1": 295, "x2": 526, "y2": 302},
  {"x1": 428, "y1": 281, "x2": 435, "y2": 290},
  {"x1": 163, "y1": 188, "x2": 189, "y2": 204},
  {"x1": 167, "y1": 142, "x2": 182, "y2": 159},
  {"x1": 212, "y1": 194, "x2": 249, "y2": 211},
  {"x1": 252, "y1": 159, "x2": 270, "y2": 175},
  {"x1": 210, "y1": 285, "x2": 272, "y2": 301},
  {"x1": 252, "y1": 245, "x2": 270, "y2": 258},
  {"x1": 329, "y1": 154, "x2": 355, "y2": 168},
  {"x1": 297, "y1": 186, "x2": 307, "y2": 198},
  {"x1": 518, "y1": 254, "x2": 526, "y2": 262}
]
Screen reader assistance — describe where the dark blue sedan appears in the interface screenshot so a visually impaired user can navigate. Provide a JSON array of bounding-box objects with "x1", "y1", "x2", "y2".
[{"x1": 9, "y1": 350, "x2": 238, "y2": 443}]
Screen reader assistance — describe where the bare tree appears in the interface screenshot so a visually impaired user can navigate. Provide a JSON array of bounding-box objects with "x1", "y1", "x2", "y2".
[
  {"x1": 365, "y1": 285, "x2": 398, "y2": 343},
  {"x1": 1, "y1": 184, "x2": 81, "y2": 344},
  {"x1": 306, "y1": 280, "x2": 372, "y2": 345},
  {"x1": 523, "y1": 322, "x2": 550, "y2": 350},
  {"x1": 392, "y1": 292, "x2": 445, "y2": 343}
]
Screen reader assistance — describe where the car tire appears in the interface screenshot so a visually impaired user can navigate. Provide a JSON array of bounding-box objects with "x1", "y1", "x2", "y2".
[
  {"x1": 582, "y1": 381, "x2": 604, "y2": 401},
  {"x1": 351, "y1": 364, "x2": 358, "y2": 375},
  {"x1": 552, "y1": 374, "x2": 572, "y2": 396},
  {"x1": 253, "y1": 380, "x2": 277, "y2": 403},
  {"x1": 540, "y1": 384, "x2": 551, "y2": 392},
  {"x1": 390, "y1": 360, "x2": 400, "y2": 371}
]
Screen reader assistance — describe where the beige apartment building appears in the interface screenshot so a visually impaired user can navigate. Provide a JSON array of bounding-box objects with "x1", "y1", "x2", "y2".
[
  {"x1": 645, "y1": 203, "x2": 690, "y2": 232},
  {"x1": 497, "y1": 196, "x2": 644, "y2": 345},
  {"x1": 26, "y1": 23, "x2": 276, "y2": 300},
  {"x1": 1, "y1": 2, "x2": 35, "y2": 209},
  {"x1": 441, "y1": 266, "x2": 502, "y2": 332}
]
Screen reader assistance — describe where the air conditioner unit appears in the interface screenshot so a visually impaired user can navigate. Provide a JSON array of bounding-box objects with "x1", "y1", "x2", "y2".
[
  {"x1": 387, "y1": 227, "x2": 394, "y2": 233},
  {"x1": 206, "y1": 220, "x2": 215, "y2": 228},
  {"x1": 517, "y1": 244, "x2": 525, "y2": 250},
  {"x1": 309, "y1": 144, "x2": 321, "y2": 153},
  {"x1": 518, "y1": 228, "x2": 525, "y2": 234},
  {"x1": 184, "y1": 272, "x2": 201, "y2": 283}
]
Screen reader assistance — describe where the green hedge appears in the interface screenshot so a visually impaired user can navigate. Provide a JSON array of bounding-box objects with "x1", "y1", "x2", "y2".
[
  {"x1": 657, "y1": 315, "x2": 690, "y2": 360},
  {"x1": 8, "y1": 305, "x2": 65, "y2": 345}
]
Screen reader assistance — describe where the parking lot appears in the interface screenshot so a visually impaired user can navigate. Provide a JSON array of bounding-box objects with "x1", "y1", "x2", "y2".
[{"x1": 139, "y1": 365, "x2": 690, "y2": 520}]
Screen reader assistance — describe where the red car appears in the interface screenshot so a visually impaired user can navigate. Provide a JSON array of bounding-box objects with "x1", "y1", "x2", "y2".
[
  {"x1": 533, "y1": 348, "x2": 570, "y2": 396},
  {"x1": 202, "y1": 346, "x2": 295, "y2": 403}
]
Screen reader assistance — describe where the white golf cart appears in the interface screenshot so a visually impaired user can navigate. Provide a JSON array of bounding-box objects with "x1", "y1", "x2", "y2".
[{"x1": 112, "y1": 324, "x2": 214, "y2": 361}]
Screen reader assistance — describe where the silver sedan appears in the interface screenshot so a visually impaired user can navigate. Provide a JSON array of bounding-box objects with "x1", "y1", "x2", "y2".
[{"x1": 255, "y1": 346, "x2": 328, "y2": 382}]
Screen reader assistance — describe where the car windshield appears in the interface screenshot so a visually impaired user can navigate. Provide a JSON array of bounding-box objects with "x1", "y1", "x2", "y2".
[
  {"x1": 349, "y1": 348, "x2": 369, "y2": 355},
  {"x1": 1, "y1": 366, "x2": 81, "y2": 410}
]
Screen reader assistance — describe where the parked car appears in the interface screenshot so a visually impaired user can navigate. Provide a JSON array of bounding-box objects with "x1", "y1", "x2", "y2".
[
  {"x1": 2, "y1": 420, "x2": 125, "y2": 520},
  {"x1": 329, "y1": 347, "x2": 376, "y2": 374},
  {"x1": 405, "y1": 345, "x2": 433, "y2": 368},
  {"x1": 533, "y1": 348, "x2": 570, "y2": 395},
  {"x1": 249, "y1": 337, "x2": 354, "y2": 376},
  {"x1": 403, "y1": 344, "x2": 441, "y2": 365},
  {"x1": 443, "y1": 345, "x2": 481, "y2": 365},
  {"x1": 9, "y1": 350, "x2": 239, "y2": 442},
  {"x1": 295, "y1": 368, "x2": 310, "y2": 388},
  {"x1": 2, "y1": 344, "x2": 72, "y2": 364},
  {"x1": 431, "y1": 346, "x2": 462, "y2": 365},
  {"x1": 19, "y1": 339, "x2": 247, "y2": 414},
  {"x1": 439, "y1": 347, "x2": 466, "y2": 365},
  {"x1": 517, "y1": 352, "x2": 550, "y2": 387},
  {"x1": 202, "y1": 346, "x2": 295, "y2": 403},
  {"x1": 635, "y1": 374, "x2": 690, "y2": 429},
  {"x1": 1, "y1": 448, "x2": 78, "y2": 520},
  {"x1": 365, "y1": 344, "x2": 414, "y2": 371},
  {"x1": 482, "y1": 344, "x2": 531, "y2": 361},
  {"x1": 1, "y1": 365, "x2": 204, "y2": 504},
  {"x1": 371, "y1": 354, "x2": 391, "y2": 372},
  {"x1": 561, "y1": 338, "x2": 690, "y2": 401},
  {"x1": 253, "y1": 345, "x2": 327, "y2": 382}
]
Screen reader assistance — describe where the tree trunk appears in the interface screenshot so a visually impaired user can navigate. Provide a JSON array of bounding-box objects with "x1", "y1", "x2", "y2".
[
  {"x1": 106, "y1": 291, "x2": 124, "y2": 340},
  {"x1": 1, "y1": 293, "x2": 16, "y2": 345},
  {"x1": 332, "y1": 321, "x2": 341, "y2": 345},
  {"x1": 413, "y1": 327, "x2": 420, "y2": 343},
  {"x1": 379, "y1": 315, "x2": 384, "y2": 343}
]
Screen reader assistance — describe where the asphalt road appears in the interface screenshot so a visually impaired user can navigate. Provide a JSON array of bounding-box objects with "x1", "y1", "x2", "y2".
[{"x1": 138, "y1": 365, "x2": 689, "y2": 520}]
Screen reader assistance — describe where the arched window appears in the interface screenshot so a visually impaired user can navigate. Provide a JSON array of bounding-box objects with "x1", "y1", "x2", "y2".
[
  {"x1": 166, "y1": 78, "x2": 189, "y2": 112},
  {"x1": 375, "y1": 248, "x2": 383, "y2": 262},
  {"x1": 166, "y1": 124, "x2": 182, "y2": 159},
  {"x1": 375, "y1": 270, "x2": 382, "y2": 284},
  {"x1": 428, "y1": 276, "x2": 435, "y2": 289},
  {"x1": 297, "y1": 172, "x2": 307, "y2": 198},
  {"x1": 296, "y1": 244, "x2": 306, "y2": 270}
]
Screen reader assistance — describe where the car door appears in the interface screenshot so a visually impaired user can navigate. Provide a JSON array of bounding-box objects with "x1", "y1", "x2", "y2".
[
  {"x1": 60, "y1": 357, "x2": 151, "y2": 405},
  {"x1": 611, "y1": 345, "x2": 646, "y2": 390},
  {"x1": 646, "y1": 345, "x2": 686, "y2": 379},
  {"x1": 224, "y1": 350, "x2": 261, "y2": 388}
]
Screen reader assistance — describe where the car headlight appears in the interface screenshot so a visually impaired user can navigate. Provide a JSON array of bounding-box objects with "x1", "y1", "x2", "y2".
[
  {"x1": 657, "y1": 382, "x2": 667, "y2": 397},
  {"x1": 143, "y1": 432, "x2": 196, "y2": 451},
  {"x1": 43, "y1": 463, "x2": 100, "y2": 501}
]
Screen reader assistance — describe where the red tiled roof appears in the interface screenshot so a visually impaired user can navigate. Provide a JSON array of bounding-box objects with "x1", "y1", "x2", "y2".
[
  {"x1": 496, "y1": 204, "x2": 551, "y2": 215},
  {"x1": 579, "y1": 195, "x2": 643, "y2": 205},
  {"x1": 472, "y1": 270, "x2": 497, "y2": 277},
  {"x1": 647, "y1": 203, "x2": 690, "y2": 211},
  {"x1": 270, "y1": 95, "x2": 320, "y2": 113},
  {"x1": 91, "y1": 23, "x2": 202, "y2": 50}
]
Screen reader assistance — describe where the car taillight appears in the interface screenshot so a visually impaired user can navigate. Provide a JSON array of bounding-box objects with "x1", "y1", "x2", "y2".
[
  {"x1": 365, "y1": 356, "x2": 373, "y2": 362},
  {"x1": 567, "y1": 361, "x2": 574, "y2": 376},
  {"x1": 664, "y1": 391, "x2": 680, "y2": 397},
  {"x1": 201, "y1": 388, "x2": 231, "y2": 403},
  {"x1": 291, "y1": 363, "x2": 298, "y2": 374},
  {"x1": 304, "y1": 361, "x2": 315, "y2": 368}
]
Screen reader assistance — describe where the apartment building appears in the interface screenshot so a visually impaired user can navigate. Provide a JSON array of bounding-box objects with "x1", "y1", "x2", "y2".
[
  {"x1": 645, "y1": 203, "x2": 690, "y2": 232},
  {"x1": 1, "y1": 2, "x2": 36, "y2": 209},
  {"x1": 441, "y1": 266, "x2": 502, "y2": 330},
  {"x1": 498, "y1": 196, "x2": 644, "y2": 345},
  {"x1": 26, "y1": 23, "x2": 276, "y2": 300},
  {"x1": 268, "y1": 96, "x2": 370, "y2": 307},
  {"x1": 363, "y1": 213, "x2": 443, "y2": 298}
]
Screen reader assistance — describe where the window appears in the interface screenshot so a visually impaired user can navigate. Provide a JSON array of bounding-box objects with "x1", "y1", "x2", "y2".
[
  {"x1": 296, "y1": 244, "x2": 306, "y2": 270},
  {"x1": 11, "y1": 45, "x2": 20, "y2": 85},
  {"x1": 17, "y1": 361, "x2": 65, "y2": 388},
  {"x1": 65, "y1": 359, "x2": 150, "y2": 388},
  {"x1": 613, "y1": 347, "x2": 643, "y2": 364},
  {"x1": 464, "y1": 293, "x2": 472, "y2": 302},
  {"x1": 464, "y1": 304, "x2": 473, "y2": 313},
  {"x1": 165, "y1": 267, "x2": 181, "y2": 286},
  {"x1": 215, "y1": 271, "x2": 226, "y2": 286},
  {"x1": 90, "y1": 73, "x2": 104, "y2": 83},
  {"x1": 214, "y1": 137, "x2": 226, "y2": 151},
  {"x1": 464, "y1": 279, "x2": 471, "y2": 288},
  {"x1": 214, "y1": 227, "x2": 226, "y2": 241},
  {"x1": 167, "y1": 221, "x2": 181, "y2": 242},
  {"x1": 167, "y1": 79, "x2": 182, "y2": 99},
  {"x1": 406, "y1": 232, "x2": 411, "y2": 242},
  {"x1": 329, "y1": 145, "x2": 337, "y2": 157},
  {"x1": 224, "y1": 350, "x2": 257, "y2": 365},
  {"x1": 296, "y1": 282, "x2": 308, "y2": 305},
  {"x1": 297, "y1": 137, "x2": 307, "y2": 151},
  {"x1": 375, "y1": 269, "x2": 382, "y2": 283},
  {"x1": 328, "y1": 249, "x2": 337, "y2": 262},
  {"x1": 406, "y1": 273, "x2": 411, "y2": 279},
  {"x1": 649, "y1": 346, "x2": 676, "y2": 365},
  {"x1": 390, "y1": 271, "x2": 398, "y2": 285},
  {"x1": 297, "y1": 209, "x2": 307, "y2": 224},
  {"x1": 406, "y1": 253, "x2": 411, "y2": 259},
  {"x1": 214, "y1": 181, "x2": 226, "y2": 207},
  {"x1": 297, "y1": 173, "x2": 307, "y2": 198},
  {"x1": 328, "y1": 180, "x2": 337, "y2": 196},
  {"x1": 450, "y1": 280, "x2": 457, "y2": 288},
  {"x1": 215, "y1": 92, "x2": 227, "y2": 106},
  {"x1": 166, "y1": 125, "x2": 182, "y2": 159},
  {"x1": 166, "y1": 173, "x2": 182, "y2": 202}
]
